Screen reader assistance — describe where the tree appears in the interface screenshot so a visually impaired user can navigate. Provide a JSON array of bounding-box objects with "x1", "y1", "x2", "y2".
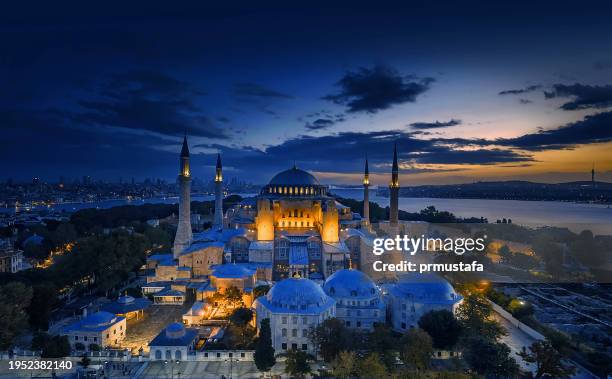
[
  {"x1": 507, "y1": 299, "x2": 534, "y2": 319},
  {"x1": 284, "y1": 349, "x2": 312, "y2": 378},
  {"x1": 27, "y1": 283, "x2": 59, "y2": 330},
  {"x1": 224, "y1": 286, "x2": 243, "y2": 308},
  {"x1": 331, "y1": 350, "x2": 357, "y2": 379},
  {"x1": 229, "y1": 307, "x2": 253, "y2": 327},
  {"x1": 400, "y1": 328, "x2": 433, "y2": 375},
  {"x1": 366, "y1": 324, "x2": 399, "y2": 370},
  {"x1": 89, "y1": 344, "x2": 101, "y2": 351},
  {"x1": 368, "y1": 324, "x2": 398, "y2": 353},
  {"x1": 254, "y1": 318, "x2": 276, "y2": 374},
  {"x1": 518, "y1": 340, "x2": 575, "y2": 379},
  {"x1": 418, "y1": 310, "x2": 462, "y2": 349},
  {"x1": 463, "y1": 337, "x2": 519, "y2": 378},
  {"x1": 456, "y1": 294, "x2": 505, "y2": 342},
  {"x1": 498, "y1": 244, "x2": 512, "y2": 261},
  {"x1": 41, "y1": 335, "x2": 71, "y2": 358},
  {"x1": 228, "y1": 307, "x2": 255, "y2": 348},
  {"x1": 356, "y1": 352, "x2": 388, "y2": 378},
  {"x1": 532, "y1": 236, "x2": 565, "y2": 278},
  {"x1": 307, "y1": 318, "x2": 351, "y2": 362},
  {"x1": 0, "y1": 282, "x2": 33, "y2": 349}
]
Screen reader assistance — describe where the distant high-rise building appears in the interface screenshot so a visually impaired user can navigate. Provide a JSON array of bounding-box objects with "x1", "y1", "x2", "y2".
[
  {"x1": 32, "y1": 177, "x2": 40, "y2": 185},
  {"x1": 214, "y1": 154, "x2": 224, "y2": 228},
  {"x1": 173, "y1": 136, "x2": 193, "y2": 258},
  {"x1": 389, "y1": 143, "x2": 399, "y2": 225},
  {"x1": 363, "y1": 156, "x2": 370, "y2": 225}
]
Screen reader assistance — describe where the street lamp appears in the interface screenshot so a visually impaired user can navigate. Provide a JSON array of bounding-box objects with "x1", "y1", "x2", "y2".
[{"x1": 225, "y1": 354, "x2": 234, "y2": 379}]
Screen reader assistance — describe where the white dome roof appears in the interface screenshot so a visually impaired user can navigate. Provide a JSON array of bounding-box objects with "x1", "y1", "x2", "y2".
[
  {"x1": 390, "y1": 273, "x2": 462, "y2": 304},
  {"x1": 323, "y1": 269, "x2": 380, "y2": 299},
  {"x1": 261, "y1": 278, "x2": 335, "y2": 313},
  {"x1": 165, "y1": 322, "x2": 186, "y2": 339}
]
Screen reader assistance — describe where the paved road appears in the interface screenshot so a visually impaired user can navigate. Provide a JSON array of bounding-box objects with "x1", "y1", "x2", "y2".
[
  {"x1": 493, "y1": 312, "x2": 538, "y2": 373},
  {"x1": 493, "y1": 312, "x2": 597, "y2": 379},
  {"x1": 137, "y1": 361, "x2": 286, "y2": 379}
]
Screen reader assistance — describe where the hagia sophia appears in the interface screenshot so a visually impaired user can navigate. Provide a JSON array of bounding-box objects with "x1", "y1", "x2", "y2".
[{"x1": 134, "y1": 137, "x2": 463, "y2": 356}]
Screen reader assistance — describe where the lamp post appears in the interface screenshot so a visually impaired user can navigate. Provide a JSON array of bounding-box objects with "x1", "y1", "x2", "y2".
[{"x1": 225, "y1": 355, "x2": 234, "y2": 379}]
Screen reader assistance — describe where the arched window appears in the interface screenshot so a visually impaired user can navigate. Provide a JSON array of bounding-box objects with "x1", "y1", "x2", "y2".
[
  {"x1": 155, "y1": 350, "x2": 162, "y2": 360},
  {"x1": 175, "y1": 350, "x2": 182, "y2": 360},
  {"x1": 165, "y1": 350, "x2": 172, "y2": 360}
]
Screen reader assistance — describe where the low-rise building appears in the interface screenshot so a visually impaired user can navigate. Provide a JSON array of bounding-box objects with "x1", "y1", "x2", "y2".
[
  {"x1": 255, "y1": 277, "x2": 335, "y2": 355},
  {"x1": 323, "y1": 269, "x2": 385, "y2": 330},
  {"x1": 62, "y1": 311, "x2": 126, "y2": 350},
  {"x1": 0, "y1": 247, "x2": 23, "y2": 273},
  {"x1": 385, "y1": 273, "x2": 463, "y2": 332},
  {"x1": 149, "y1": 322, "x2": 198, "y2": 361}
]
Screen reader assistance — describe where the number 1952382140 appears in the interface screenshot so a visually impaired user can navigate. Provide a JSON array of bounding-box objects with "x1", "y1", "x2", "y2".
[{"x1": 8, "y1": 360, "x2": 73, "y2": 370}]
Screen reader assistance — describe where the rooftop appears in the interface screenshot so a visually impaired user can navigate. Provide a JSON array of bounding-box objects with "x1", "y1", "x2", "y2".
[
  {"x1": 258, "y1": 277, "x2": 335, "y2": 314},
  {"x1": 268, "y1": 166, "x2": 320, "y2": 186}
]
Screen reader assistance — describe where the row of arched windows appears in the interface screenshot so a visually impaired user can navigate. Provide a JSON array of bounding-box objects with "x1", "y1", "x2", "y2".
[{"x1": 266, "y1": 186, "x2": 325, "y2": 196}]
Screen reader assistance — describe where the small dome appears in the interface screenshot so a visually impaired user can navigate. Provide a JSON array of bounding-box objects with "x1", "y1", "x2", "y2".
[
  {"x1": 324, "y1": 269, "x2": 380, "y2": 299},
  {"x1": 82, "y1": 311, "x2": 116, "y2": 328},
  {"x1": 266, "y1": 278, "x2": 331, "y2": 310},
  {"x1": 165, "y1": 322, "x2": 186, "y2": 339},
  {"x1": 268, "y1": 167, "x2": 320, "y2": 186},
  {"x1": 392, "y1": 273, "x2": 461, "y2": 303},
  {"x1": 117, "y1": 295, "x2": 135, "y2": 304}
]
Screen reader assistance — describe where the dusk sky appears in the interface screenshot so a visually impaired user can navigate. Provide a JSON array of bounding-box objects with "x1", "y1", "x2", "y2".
[{"x1": 2, "y1": 1, "x2": 612, "y2": 185}]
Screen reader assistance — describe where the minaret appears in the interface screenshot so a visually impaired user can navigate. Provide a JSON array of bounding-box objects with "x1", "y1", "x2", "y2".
[
  {"x1": 214, "y1": 153, "x2": 223, "y2": 228},
  {"x1": 173, "y1": 136, "x2": 193, "y2": 258},
  {"x1": 389, "y1": 142, "x2": 400, "y2": 225},
  {"x1": 362, "y1": 156, "x2": 370, "y2": 225}
]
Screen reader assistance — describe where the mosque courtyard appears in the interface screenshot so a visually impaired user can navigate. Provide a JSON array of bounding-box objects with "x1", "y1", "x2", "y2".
[{"x1": 122, "y1": 302, "x2": 194, "y2": 354}]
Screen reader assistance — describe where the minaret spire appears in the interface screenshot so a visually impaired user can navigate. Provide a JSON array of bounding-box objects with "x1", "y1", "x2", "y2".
[
  {"x1": 173, "y1": 135, "x2": 193, "y2": 258},
  {"x1": 214, "y1": 153, "x2": 224, "y2": 228},
  {"x1": 362, "y1": 155, "x2": 370, "y2": 225},
  {"x1": 389, "y1": 142, "x2": 400, "y2": 225}
]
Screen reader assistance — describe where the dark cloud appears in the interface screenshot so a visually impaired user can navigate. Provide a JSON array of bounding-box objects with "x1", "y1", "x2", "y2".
[
  {"x1": 544, "y1": 83, "x2": 612, "y2": 110},
  {"x1": 437, "y1": 111, "x2": 612, "y2": 151},
  {"x1": 498, "y1": 85, "x2": 542, "y2": 95},
  {"x1": 233, "y1": 83, "x2": 294, "y2": 99},
  {"x1": 409, "y1": 119, "x2": 461, "y2": 129},
  {"x1": 323, "y1": 65, "x2": 434, "y2": 113},
  {"x1": 73, "y1": 71, "x2": 229, "y2": 139},
  {"x1": 305, "y1": 118, "x2": 336, "y2": 130},
  {"x1": 519, "y1": 98, "x2": 533, "y2": 104},
  {"x1": 304, "y1": 112, "x2": 346, "y2": 131}
]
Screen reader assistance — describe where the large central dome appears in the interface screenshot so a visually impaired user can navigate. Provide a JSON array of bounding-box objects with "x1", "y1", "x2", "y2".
[
  {"x1": 269, "y1": 166, "x2": 320, "y2": 186},
  {"x1": 261, "y1": 166, "x2": 328, "y2": 197}
]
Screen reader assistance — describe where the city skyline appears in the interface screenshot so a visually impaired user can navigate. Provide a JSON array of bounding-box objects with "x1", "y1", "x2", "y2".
[{"x1": 1, "y1": 1, "x2": 612, "y2": 184}]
